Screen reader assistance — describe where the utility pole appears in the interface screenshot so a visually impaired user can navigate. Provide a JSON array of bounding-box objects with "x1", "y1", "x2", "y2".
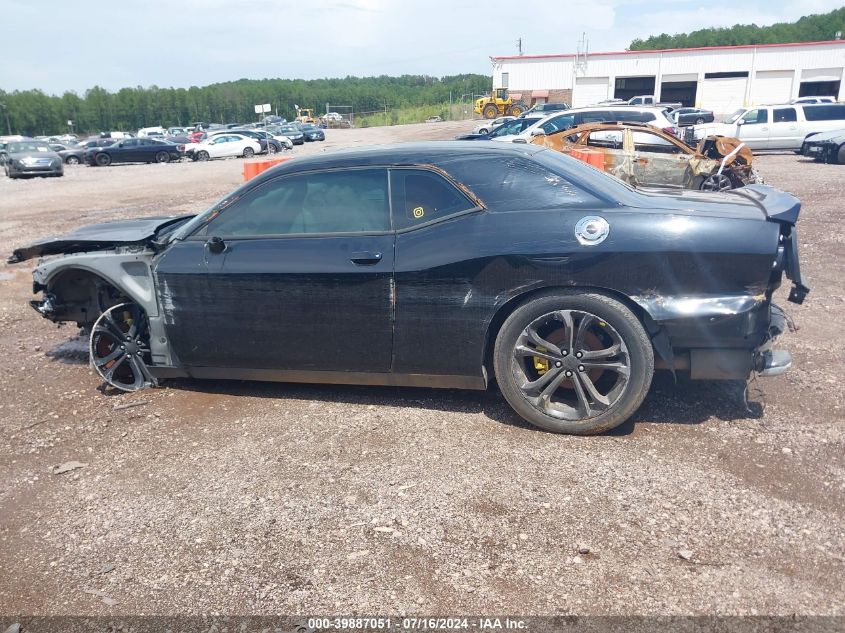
[{"x1": 517, "y1": 37, "x2": 523, "y2": 56}]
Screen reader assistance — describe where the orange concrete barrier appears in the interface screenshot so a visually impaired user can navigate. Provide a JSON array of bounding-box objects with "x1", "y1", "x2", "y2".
[
  {"x1": 243, "y1": 156, "x2": 293, "y2": 181},
  {"x1": 569, "y1": 148, "x2": 605, "y2": 171}
]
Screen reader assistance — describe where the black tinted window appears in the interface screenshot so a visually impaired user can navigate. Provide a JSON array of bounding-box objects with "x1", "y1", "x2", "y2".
[
  {"x1": 803, "y1": 104, "x2": 845, "y2": 121},
  {"x1": 390, "y1": 169, "x2": 475, "y2": 229},
  {"x1": 204, "y1": 169, "x2": 390, "y2": 236},
  {"x1": 773, "y1": 108, "x2": 797, "y2": 122},
  {"x1": 441, "y1": 156, "x2": 602, "y2": 211}
]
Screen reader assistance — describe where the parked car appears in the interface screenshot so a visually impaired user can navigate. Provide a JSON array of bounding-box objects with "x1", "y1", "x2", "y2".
[
  {"x1": 56, "y1": 138, "x2": 118, "y2": 165},
  {"x1": 275, "y1": 124, "x2": 305, "y2": 145},
  {"x1": 626, "y1": 95, "x2": 683, "y2": 109},
  {"x1": 790, "y1": 96, "x2": 836, "y2": 104},
  {"x1": 501, "y1": 107, "x2": 679, "y2": 143},
  {"x1": 8, "y1": 142, "x2": 807, "y2": 435},
  {"x1": 137, "y1": 126, "x2": 167, "y2": 138},
  {"x1": 455, "y1": 116, "x2": 543, "y2": 141},
  {"x1": 0, "y1": 135, "x2": 31, "y2": 165},
  {"x1": 4, "y1": 139, "x2": 63, "y2": 178},
  {"x1": 519, "y1": 103, "x2": 570, "y2": 118},
  {"x1": 425, "y1": 116, "x2": 443, "y2": 123},
  {"x1": 473, "y1": 116, "x2": 514, "y2": 135},
  {"x1": 800, "y1": 128, "x2": 845, "y2": 163},
  {"x1": 184, "y1": 134, "x2": 261, "y2": 161},
  {"x1": 533, "y1": 122, "x2": 757, "y2": 190},
  {"x1": 267, "y1": 132, "x2": 294, "y2": 150},
  {"x1": 300, "y1": 123, "x2": 326, "y2": 141},
  {"x1": 670, "y1": 107, "x2": 715, "y2": 127},
  {"x1": 690, "y1": 103, "x2": 845, "y2": 150},
  {"x1": 209, "y1": 129, "x2": 284, "y2": 154},
  {"x1": 86, "y1": 138, "x2": 184, "y2": 166}
]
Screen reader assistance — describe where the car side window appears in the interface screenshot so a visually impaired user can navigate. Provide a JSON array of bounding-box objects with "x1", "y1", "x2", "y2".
[
  {"x1": 541, "y1": 114, "x2": 576, "y2": 134},
  {"x1": 586, "y1": 130, "x2": 623, "y2": 149},
  {"x1": 741, "y1": 109, "x2": 768, "y2": 124},
  {"x1": 441, "y1": 156, "x2": 603, "y2": 211},
  {"x1": 390, "y1": 169, "x2": 476, "y2": 230},
  {"x1": 632, "y1": 131, "x2": 682, "y2": 154},
  {"x1": 203, "y1": 169, "x2": 390, "y2": 237},
  {"x1": 773, "y1": 108, "x2": 797, "y2": 123}
]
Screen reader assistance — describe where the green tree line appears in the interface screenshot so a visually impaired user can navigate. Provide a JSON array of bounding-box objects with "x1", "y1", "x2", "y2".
[
  {"x1": 0, "y1": 74, "x2": 491, "y2": 137},
  {"x1": 630, "y1": 7, "x2": 845, "y2": 50}
]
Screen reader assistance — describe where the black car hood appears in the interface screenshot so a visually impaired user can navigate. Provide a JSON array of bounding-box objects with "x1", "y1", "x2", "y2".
[{"x1": 8, "y1": 215, "x2": 194, "y2": 263}]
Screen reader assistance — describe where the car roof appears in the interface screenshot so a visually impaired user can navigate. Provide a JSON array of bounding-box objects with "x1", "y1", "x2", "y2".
[{"x1": 252, "y1": 141, "x2": 547, "y2": 181}]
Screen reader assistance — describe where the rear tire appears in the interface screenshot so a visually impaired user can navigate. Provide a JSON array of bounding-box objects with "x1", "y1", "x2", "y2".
[
  {"x1": 65, "y1": 155, "x2": 80, "y2": 165},
  {"x1": 155, "y1": 151, "x2": 170, "y2": 163},
  {"x1": 493, "y1": 291, "x2": 653, "y2": 435},
  {"x1": 243, "y1": 147, "x2": 255, "y2": 158},
  {"x1": 695, "y1": 117, "x2": 705, "y2": 124}
]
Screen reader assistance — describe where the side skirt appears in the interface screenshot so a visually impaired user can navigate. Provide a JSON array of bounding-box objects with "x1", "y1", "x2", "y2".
[{"x1": 148, "y1": 366, "x2": 488, "y2": 391}]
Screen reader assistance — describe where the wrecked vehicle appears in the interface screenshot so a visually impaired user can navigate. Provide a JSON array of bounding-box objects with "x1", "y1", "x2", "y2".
[
  {"x1": 9, "y1": 142, "x2": 808, "y2": 435},
  {"x1": 532, "y1": 122, "x2": 757, "y2": 191},
  {"x1": 800, "y1": 128, "x2": 845, "y2": 164}
]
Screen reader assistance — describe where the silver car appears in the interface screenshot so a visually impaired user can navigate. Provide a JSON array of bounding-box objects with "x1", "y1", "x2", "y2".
[{"x1": 4, "y1": 140, "x2": 64, "y2": 179}]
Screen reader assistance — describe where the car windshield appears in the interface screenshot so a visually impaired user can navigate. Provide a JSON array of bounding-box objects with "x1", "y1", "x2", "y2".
[
  {"x1": 9, "y1": 142, "x2": 52, "y2": 153},
  {"x1": 489, "y1": 118, "x2": 536, "y2": 137},
  {"x1": 723, "y1": 109, "x2": 745, "y2": 124},
  {"x1": 301, "y1": 124, "x2": 317, "y2": 131}
]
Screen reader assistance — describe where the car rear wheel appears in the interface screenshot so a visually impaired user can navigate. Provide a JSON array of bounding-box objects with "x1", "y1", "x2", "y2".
[
  {"x1": 478, "y1": 127, "x2": 490, "y2": 135},
  {"x1": 267, "y1": 144, "x2": 278, "y2": 154},
  {"x1": 95, "y1": 153, "x2": 111, "y2": 167},
  {"x1": 196, "y1": 150, "x2": 210, "y2": 161},
  {"x1": 65, "y1": 156, "x2": 80, "y2": 165},
  {"x1": 695, "y1": 117, "x2": 705, "y2": 124},
  {"x1": 494, "y1": 292, "x2": 654, "y2": 435},
  {"x1": 699, "y1": 173, "x2": 733, "y2": 191},
  {"x1": 243, "y1": 147, "x2": 255, "y2": 158},
  {"x1": 89, "y1": 302, "x2": 155, "y2": 392},
  {"x1": 155, "y1": 151, "x2": 170, "y2": 163},
  {"x1": 837, "y1": 143, "x2": 845, "y2": 165}
]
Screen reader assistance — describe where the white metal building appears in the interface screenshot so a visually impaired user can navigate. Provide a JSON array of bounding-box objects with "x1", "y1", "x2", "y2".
[{"x1": 491, "y1": 40, "x2": 845, "y2": 114}]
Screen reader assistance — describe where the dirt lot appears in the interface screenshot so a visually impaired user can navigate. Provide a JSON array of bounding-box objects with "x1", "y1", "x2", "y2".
[{"x1": 0, "y1": 121, "x2": 842, "y2": 618}]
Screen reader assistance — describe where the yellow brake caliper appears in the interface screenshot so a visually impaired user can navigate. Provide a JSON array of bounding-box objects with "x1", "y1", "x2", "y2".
[{"x1": 534, "y1": 346, "x2": 550, "y2": 375}]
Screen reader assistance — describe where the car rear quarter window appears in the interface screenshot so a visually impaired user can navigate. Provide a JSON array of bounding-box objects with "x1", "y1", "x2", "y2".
[
  {"x1": 390, "y1": 169, "x2": 476, "y2": 230},
  {"x1": 803, "y1": 104, "x2": 845, "y2": 121},
  {"x1": 442, "y1": 156, "x2": 602, "y2": 211},
  {"x1": 203, "y1": 168, "x2": 390, "y2": 237}
]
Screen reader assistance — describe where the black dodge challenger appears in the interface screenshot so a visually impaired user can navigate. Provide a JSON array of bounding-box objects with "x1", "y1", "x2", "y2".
[{"x1": 9, "y1": 142, "x2": 808, "y2": 435}]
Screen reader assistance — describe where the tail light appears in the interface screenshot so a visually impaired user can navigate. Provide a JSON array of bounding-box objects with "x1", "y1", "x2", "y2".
[
  {"x1": 662, "y1": 126, "x2": 679, "y2": 137},
  {"x1": 177, "y1": 144, "x2": 185, "y2": 152}
]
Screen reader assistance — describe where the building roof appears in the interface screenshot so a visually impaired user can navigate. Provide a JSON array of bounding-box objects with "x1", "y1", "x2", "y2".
[{"x1": 491, "y1": 39, "x2": 845, "y2": 62}]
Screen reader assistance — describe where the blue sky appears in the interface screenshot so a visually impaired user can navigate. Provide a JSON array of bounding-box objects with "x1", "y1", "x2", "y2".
[{"x1": 2, "y1": 0, "x2": 842, "y2": 94}]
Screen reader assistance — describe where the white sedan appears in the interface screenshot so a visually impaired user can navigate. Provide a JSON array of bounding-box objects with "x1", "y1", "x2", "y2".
[
  {"x1": 185, "y1": 133, "x2": 261, "y2": 161},
  {"x1": 473, "y1": 116, "x2": 515, "y2": 135}
]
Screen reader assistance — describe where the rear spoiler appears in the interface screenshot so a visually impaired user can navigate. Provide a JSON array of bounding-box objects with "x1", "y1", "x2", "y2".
[{"x1": 730, "y1": 184, "x2": 800, "y2": 225}]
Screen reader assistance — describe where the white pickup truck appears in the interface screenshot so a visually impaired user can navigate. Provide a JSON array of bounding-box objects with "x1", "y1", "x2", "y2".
[{"x1": 627, "y1": 95, "x2": 683, "y2": 109}]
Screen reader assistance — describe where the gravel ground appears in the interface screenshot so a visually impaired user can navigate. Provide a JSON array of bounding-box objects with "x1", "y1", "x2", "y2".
[{"x1": 0, "y1": 122, "x2": 842, "y2": 618}]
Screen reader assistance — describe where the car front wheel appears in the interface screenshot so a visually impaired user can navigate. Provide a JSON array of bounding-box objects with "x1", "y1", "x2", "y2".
[
  {"x1": 494, "y1": 291, "x2": 654, "y2": 435},
  {"x1": 243, "y1": 147, "x2": 255, "y2": 158},
  {"x1": 196, "y1": 150, "x2": 210, "y2": 161},
  {"x1": 66, "y1": 156, "x2": 80, "y2": 165},
  {"x1": 95, "y1": 153, "x2": 111, "y2": 166}
]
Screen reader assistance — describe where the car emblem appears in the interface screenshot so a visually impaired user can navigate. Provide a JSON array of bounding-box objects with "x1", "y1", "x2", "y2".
[{"x1": 574, "y1": 216, "x2": 610, "y2": 245}]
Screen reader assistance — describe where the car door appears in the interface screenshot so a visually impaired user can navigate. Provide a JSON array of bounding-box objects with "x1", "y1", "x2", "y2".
[
  {"x1": 630, "y1": 129, "x2": 691, "y2": 187},
  {"x1": 207, "y1": 136, "x2": 232, "y2": 158},
  {"x1": 735, "y1": 108, "x2": 770, "y2": 149},
  {"x1": 768, "y1": 107, "x2": 800, "y2": 149},
  {"x1": 154, "y1": 167, "x2": 395, "y2": 372}
]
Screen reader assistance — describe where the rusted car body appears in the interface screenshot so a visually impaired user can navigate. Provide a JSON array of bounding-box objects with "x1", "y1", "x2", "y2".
[{"x1": 532, "y1": 122, "x2": 757, "y2": 191}]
